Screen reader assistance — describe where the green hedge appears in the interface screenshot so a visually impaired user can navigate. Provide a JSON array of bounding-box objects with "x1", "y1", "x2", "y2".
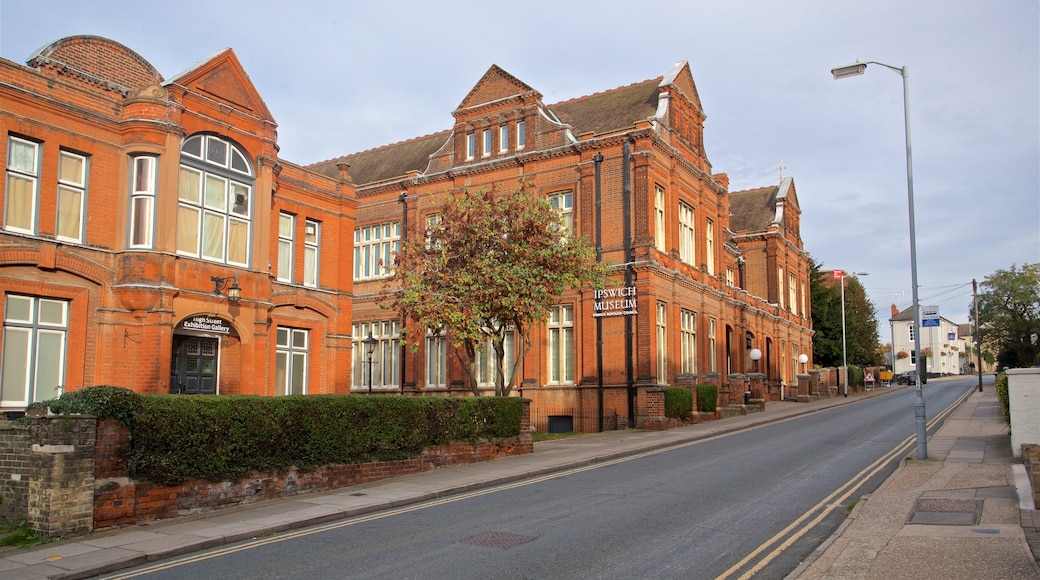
[
  {"x1": 33, "y1": 387, "x2": 524, "y2": 486},
  {"x1": 995, "y1": 372, "x2": 1009, "y2": 423},
  {"x1": 663, "y1": 388, "x2": 693, "y2": 420},
  {"x1": 848, "y1": 365, "x2": 864, "y2": 386},
  {"x1": 696, "y1": 384, "x2": 718, "y2": 413}
]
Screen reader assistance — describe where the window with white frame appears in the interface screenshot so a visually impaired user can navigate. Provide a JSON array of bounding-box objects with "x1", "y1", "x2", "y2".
[
  {"x1": 789, "y1": 273, "x2": 797, "y2": 314},
  {"x1": 466, "y1": 133, "x2": 475, "y2": 160},
  {"x1": 499, "y1": 126, "x2": 509, "y2": 153},
  {"x1": 277, "y1": 212, "x2": 294, "y2": 282},
  {"x1": 482, "y1": 129, "x2": 492, "y2": 157},
  {"x1": 425, "y1": 328, "x2": 447, "y2": 389},
  {"x1": 778, "y1": 267, "x2": 785, "y2": 308},
  {"x1": 908, "y1": 324, "x2": 915, "y2": 342},
  {"x1": 705, "y1": 218, "x2": 715, "y2": 275},
  {"x1": 477, "y1": 330, "x2": 515, "y2": 388},
  {"x1": 681, "y1": 309, "x2": 697, "y2": 374},
  {"x1": 657, "y1": 302, "x2": 668, "y2": 384},
  {"x1": 304, "y1": 220, "x2": 319, "y2": 287},
  {"x1": 709, "y1": 318, "x2": 717, "y2": 372},
  {"x1": 679, "y1": 202, "x2": 695, "y2": 265},
  {"x1": 352, "y1": 321, "x2": 400, "y2": 390},
  {"x1": 800, "y1": 282, "x2": 807, "y2": 318},
  {"x1": 1, "y1": 294, "x2": 67, "y2": 407},
  {"x1": 177, "y1": 134, "x2": 253, "y2": 266},
  {"x1": 353, "y1": 222, "x2": 400, "y2": 280},
  {"x1": 726, "y1": 267, "x2": 735, "y2": 287},
  {"x1": 4, "y1": 136, "x2": 39, "y2": 234},
  {"x1": 792, "y1": 343, "x2": 799, "y2": 380},
  {"x1": 56, "y1": 150, "x2": 87, "y2": 243},
  {"x1": 548, "y1": 304, "x2": 574, "y2": 384},
  {"x1": 275, "y1": 326, "x2": 308, "y2": 395},
  {"x1": 549, "y1": 192, "x2": 573, "y2": 236},
  {"x1": 516, "y1": 121, "x2": 525, "y2": 149},
  {"x1": 654, "y1": 186, "x2": 666, "y2": 252},
  {"x1": 129, "y1": 155, "x2": 156, "y2": 248}
]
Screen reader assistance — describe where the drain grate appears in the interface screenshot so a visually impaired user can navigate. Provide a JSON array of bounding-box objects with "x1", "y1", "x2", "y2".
[
  {"x1": 906, "y1": 498, "x2": 983, "y2": 526},
  {"x1": 459, "y1": 531, "x2": 537, "y2": 550}
]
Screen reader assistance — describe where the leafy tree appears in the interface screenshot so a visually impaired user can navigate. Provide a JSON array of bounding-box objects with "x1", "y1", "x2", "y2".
[
  {"x1": 973, "y1": 263, "x2": 1039, "y2": 369},
  {"x1": 386, "y1": 181, "x2": 606, "y2": 396},
  {"x1": 810, "y1": 259, "x2": 882, "y2": 368}
]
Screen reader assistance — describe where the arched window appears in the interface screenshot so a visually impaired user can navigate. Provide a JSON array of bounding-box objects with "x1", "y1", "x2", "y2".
[{"x1": 176, "y1": 134, "x2": 253, "y2": 266}]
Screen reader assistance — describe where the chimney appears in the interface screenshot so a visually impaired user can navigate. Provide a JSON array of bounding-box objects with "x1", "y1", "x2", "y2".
[{"x1": 891, "y1": 303, "x2": 899, "y2": 317}]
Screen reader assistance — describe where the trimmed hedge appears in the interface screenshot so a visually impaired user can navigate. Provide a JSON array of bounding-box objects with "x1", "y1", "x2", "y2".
[
  {"x1": 995, "y1": 372, "x2": 1009, "y2": 423},
  {"x1": 664, "y1": 388, "x2": 693, "y2": 420},
  {"x1": 696, "y1": 384, "x2": 718, "y2": 413},
  {"x1": 34, "y1": 387, "x2": 524, "y2": 486}
]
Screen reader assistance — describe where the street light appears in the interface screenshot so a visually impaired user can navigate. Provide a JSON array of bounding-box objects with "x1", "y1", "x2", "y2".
[
  {"x1": 798, "y1": 353, "x2": 808, "y2": 373},
  {"x1": 363, "y1": 332, "x2": 378, "y2": 394},
  {"x1": 832, "y1": 59, "x2": 927, "y2": 459},
  {"x1": 836, "y1": 270, "x2": 868, "y2": 397}
]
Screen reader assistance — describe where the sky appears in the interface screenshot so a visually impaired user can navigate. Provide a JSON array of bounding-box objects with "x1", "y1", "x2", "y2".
[{"x1": 1, "y1": 0, "x2": 1037, "y2": 338}]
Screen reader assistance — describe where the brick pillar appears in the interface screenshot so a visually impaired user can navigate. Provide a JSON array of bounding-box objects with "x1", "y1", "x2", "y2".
[
  {"x1": 94, "y1": 418, "x2": 136, "y2": 529},
  {"x1": 28, "y1": 416, "x2": 96, "y2": 538},
  {"x1": 797, "y1": 373, "x2": 811, "y2": 403},
  {"x1": 809, "y1": 369, "x2": 821, "y2": 399},
  {"x1": 748, "y1": 373, "x2": 766, "y2": 410}
]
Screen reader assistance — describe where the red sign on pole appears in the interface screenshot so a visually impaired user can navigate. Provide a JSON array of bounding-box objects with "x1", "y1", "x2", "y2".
[{"x1": 832, "y1": 269, "x2": 844, "y2": 280}]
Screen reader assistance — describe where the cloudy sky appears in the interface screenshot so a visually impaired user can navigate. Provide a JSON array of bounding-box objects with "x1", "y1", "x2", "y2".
[{"x1": 2, "y1": 0, "x2": 1037, "y2": 335}]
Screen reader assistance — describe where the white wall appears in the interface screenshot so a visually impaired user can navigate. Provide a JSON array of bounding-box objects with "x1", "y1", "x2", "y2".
[{"x1": 1008, "y1": 368, "x2": 1040, "y2": 458}]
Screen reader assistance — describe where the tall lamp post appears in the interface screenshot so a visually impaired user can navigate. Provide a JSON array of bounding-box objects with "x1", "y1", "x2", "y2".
[
  {"x1": 363, "y1": 333, "x2": 377, "y2": 394},
  {"x1": 836, "y1": 270, "x2": 868, "y2": 397},
  {"x1": 832, "y1": 59, "x2": 927, "y2": 459}
]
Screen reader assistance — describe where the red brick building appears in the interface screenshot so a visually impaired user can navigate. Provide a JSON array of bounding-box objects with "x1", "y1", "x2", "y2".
[
  {"x1": 1, "y1": 37, "x2": 813, "y2": 429},
  {"x1": 309, "y1": 63, "x2": 814, "y2": 429},
  {"x1": 0, "y1": 36, "x2": 356, "y2": 410}
]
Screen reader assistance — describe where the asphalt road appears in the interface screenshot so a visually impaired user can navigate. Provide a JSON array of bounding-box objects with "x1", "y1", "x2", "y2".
[{"x1": 110, "y1": 378, "x2": 979, "y2": 580}]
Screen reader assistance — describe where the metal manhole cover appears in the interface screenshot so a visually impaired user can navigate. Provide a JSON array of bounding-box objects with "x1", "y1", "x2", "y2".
[
  {"x1": 459, "y1": 531, "x2": 537, "y2": 550},
  {"x1": 906, "y1": 498, "x2": 983, "y2": 526}
]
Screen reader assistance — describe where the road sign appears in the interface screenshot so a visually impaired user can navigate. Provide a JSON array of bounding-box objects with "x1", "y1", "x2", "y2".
[{"x1": 921, "y1": 305, "x2": 940, "y2": 327}]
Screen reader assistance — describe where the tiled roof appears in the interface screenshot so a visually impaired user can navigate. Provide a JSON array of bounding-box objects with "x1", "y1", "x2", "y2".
[
  {"x1": 310, "y1": 131, "x2": 451, "y2": 186},
  {"x1": 728, "y1": 186, "x2": 778, "y2": 232},
  {"x1": 550, "y1": 78, "x2": 662, "y2": 136}
]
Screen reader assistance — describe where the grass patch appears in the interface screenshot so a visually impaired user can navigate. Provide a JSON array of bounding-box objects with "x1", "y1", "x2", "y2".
[{"x1": 0, "y1": 521, "x2": 46, "y2": 548}]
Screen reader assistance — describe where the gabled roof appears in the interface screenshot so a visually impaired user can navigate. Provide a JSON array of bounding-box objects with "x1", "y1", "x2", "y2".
[
  {"x1": 457, "y1": 64, "x2": 538, "y2": 110},
  {"x1": 166, "y1": 48, "x2": 274, "y2": 121},
  {"x1": 728, "y1": 185, "x2": 779, "y2": 233}
]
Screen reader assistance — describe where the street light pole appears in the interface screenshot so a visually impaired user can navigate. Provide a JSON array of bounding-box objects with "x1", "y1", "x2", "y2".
[
  {"x1": 832, "y1": 59, "x2": 927, "y2": 459},
  {"x1": 837, "y1": 270, "x2": 868, "y2": 397},
  {"x1": 363, "y1": 332, "x2": 377, "y2": 394}
]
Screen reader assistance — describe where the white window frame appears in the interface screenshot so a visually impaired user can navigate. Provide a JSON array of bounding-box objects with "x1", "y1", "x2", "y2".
[
  {"x1": 482, "y1": 129, "x2": 492, "y2": 157},
  {"x1": 679, "y1": 202, "x2": 695, "y2": 265},
  {"x1": 709, "y1": 318, "x2": 717, "y2": 373},
  {"x1": 516, "y1": 121, "x2": 525, "y2": 150},
  {"x1": 778, "y1": 266, "x2": 785, "y2": 309},
  {"x1": 275, "y1": 326, "x2": 309, "y2": 395},
  {"x1": 353, "y1": 222, "x2": 400, "y2": 280},
  {"x1": 425, "y1": 328, "x2": 447, "y2": 389},
  {"x1": 477, "y1": 329, "x2": 515, "y2": 388},
  {"x1": 681, "y1": 309, "x2": 697, "y2": 374},
  {"x1": 726, "y1": 267, "x2": 735, "y2": 287},
  {"x1": 466, "y1": 133, "x2": 475, "y2": 160},
  {"x1": 549, "y1": 191, "x2": 573, "y2": 237},
  {"x1": 278, "y1": 212, "x2": 295, "y2": 283},
  {"x1": 4, "y1": 136, "x2": 40, "y2": 235},
  {"x1": 499, "y1": 126, "x2": 509, "y2": 153},
  {"x1": 657, "y1": 302, "x2": 667, "y2": 384},
  {"x1": 304, "y1": 219, "x2": 319, "y2": 288},
  {"x1": 548, "y1": 304, "x2": 575, "y2": 384},
  {"x1": 654, "y1": 186, "x2": 666, "y2": 252},
  {"x1": 789, "y1": 272, "x2": 798, "y2": 314},
  {"x1": 352, "y1": 321, "x2": 399, "y2": 390},
  {"x1": 177, "y1": 134, "x2": 253, "y2": 267},
  {"x1": 56, "y1": 150, "x2": 87, "y2": 243},
  {"x1": 705, "y1": 218, "x2": 715, "y2": 275},
  {"x1": 1, "y1": 294, "x2": 68, "y2": 407},
  {"x1": 129, "y1": 155, "x2": 156, "y2": 248}
]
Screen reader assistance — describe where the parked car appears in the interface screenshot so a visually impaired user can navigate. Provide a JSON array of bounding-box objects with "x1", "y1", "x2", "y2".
[{"x1": 895, "y1": 370, "x2": 918, "y2": 385}]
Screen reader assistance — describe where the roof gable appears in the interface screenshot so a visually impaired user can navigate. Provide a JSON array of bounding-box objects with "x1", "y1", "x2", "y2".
[
  {"x1": 456, "y1": 64, "x2": 539, "y2": 111},
  {"x1": 660, "y1": 60, "x2": 703, "y2": 115},
  {"x1": 167, "y1": 48, "x2": 273, "y2": 121}
]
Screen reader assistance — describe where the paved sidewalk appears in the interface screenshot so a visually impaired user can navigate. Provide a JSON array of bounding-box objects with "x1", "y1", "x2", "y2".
[
  {"x1": 0, "y1": 381, "x2": 1035, "y2": 579},
  {"x1": 791, "y1": 387, "x2": 1040, "y2": 579}
]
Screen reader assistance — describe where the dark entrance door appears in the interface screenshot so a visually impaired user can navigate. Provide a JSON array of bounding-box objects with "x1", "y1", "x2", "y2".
[{"x1": 171, "y1": 335, "x2": 218, "y2": 394}]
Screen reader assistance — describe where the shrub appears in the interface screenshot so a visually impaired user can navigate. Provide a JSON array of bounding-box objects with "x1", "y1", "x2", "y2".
[
  {"x1": 995, "y1": 372, "x2": 1009, "y2": 423},
  {"x1": 848, "y1": 365, "x2": 864, "y2": 387},
  {"x1": 28, "y1": 385, "x2": 142, "y2": 427},
  {"x1": 664, "y1": 388, "x2": 693, "y2": 420},
  {"x1": 126, "y1": 394, "x2": 524, "y2": 486},
  {"x1": 696, "y1": 384, "x2": 718, "y2": 413}
]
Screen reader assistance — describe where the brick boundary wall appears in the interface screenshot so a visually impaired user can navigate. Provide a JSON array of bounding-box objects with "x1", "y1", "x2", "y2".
[
  {"x1": 0, "y1": 422, "x2": 31, "y2": 525},
  {"x1": 1023, "y1": 444, "x2": 1040, "y2": 508}
]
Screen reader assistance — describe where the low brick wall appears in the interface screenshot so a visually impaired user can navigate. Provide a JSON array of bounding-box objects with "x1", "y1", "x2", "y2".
[
  {"x1": 0, "y1": 422, "x2": 30, "y2": 525},
  {"x1": 1023, "y1": 444, "x2": 1040, "y2": 508}
]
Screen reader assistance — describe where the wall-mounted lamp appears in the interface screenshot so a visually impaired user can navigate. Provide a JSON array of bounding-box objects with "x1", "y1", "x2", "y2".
[{"x1": 210, "y1": 276, "x2": 241, "y2": 305}]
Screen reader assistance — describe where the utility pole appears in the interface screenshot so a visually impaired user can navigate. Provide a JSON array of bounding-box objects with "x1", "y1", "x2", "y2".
[{"x1": 974, "y1": 279, "x2": 983, "y2": 392}]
